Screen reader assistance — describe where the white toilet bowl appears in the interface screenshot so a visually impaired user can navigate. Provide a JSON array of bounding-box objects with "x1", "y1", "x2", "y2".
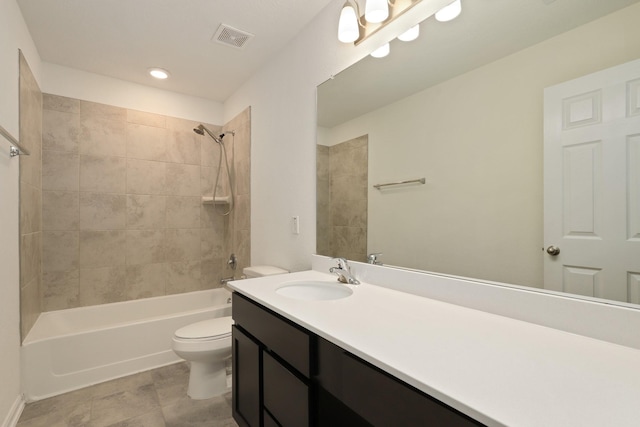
[{"x1": 172, "y1": 316, "x2": 233, "y2": 399}]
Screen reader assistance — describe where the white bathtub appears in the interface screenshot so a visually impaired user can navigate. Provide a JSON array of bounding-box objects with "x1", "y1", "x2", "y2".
[{"x1": 21, "y1": 288, "x2": 232, "y2": 401}]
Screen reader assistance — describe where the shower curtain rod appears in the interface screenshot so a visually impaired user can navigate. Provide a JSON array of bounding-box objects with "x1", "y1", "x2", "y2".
[{"x1": 0, "y1": 123, "x2": 30, "y2": 157}]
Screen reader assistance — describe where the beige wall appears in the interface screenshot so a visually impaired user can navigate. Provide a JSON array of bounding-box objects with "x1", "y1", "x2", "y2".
[
  {"x1": 39, "y1": 95, "x2": 250, "y2": 311},
  {"x1": 323, "y1": 4, "x2": 640, "y2": 287},
  {"x1": 19, "y1": 52, "x2": 43, "y2": 339},
  {"x1": 317, "y1": 136, "x2": 368, "y2": 262}
]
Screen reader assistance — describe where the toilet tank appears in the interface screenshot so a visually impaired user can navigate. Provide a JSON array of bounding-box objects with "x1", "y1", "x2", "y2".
[{"x1": 243, "y1": 265, "x2": 289, "y2": 279}]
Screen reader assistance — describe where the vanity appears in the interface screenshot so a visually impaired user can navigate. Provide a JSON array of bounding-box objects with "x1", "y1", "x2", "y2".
[{"x1": 228, "y1": 256, "x2": 640, "y2": 427}]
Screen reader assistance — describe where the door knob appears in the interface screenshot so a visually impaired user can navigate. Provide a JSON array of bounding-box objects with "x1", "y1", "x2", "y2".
[{"x1": 546, "y1": 245, "x2": 560, "y2": 256}]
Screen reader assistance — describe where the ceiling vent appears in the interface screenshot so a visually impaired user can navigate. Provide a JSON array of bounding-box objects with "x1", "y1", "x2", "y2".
[{"x1": 213, "y1": 24, "x2": 254, "y2": 49}]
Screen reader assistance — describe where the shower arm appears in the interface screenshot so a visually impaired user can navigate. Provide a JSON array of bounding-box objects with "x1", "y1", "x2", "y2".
[{"x1": 197, "y1": 125, "x2": 223, "y2": 144}]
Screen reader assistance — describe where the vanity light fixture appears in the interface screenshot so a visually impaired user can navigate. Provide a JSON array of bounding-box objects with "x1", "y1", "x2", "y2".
[
  {"x1": 365, "y1": 0, "x2": 390, "y2": 23},
  {"x1": 370, "y1": 42, "x2": 390, "y2": 58},
  {"x1": 148, "y1": 68, "x2": 170, "y2": 80},
  {"x1": 435, "y1": 0, "x2": 462, "y2": 22},
  {"x1": 338, "y1": 1, "x2": 363, "y2": 43},
  {"x1": 397, "y1": 24, "x2": 419, "y2": 41},
  {"x1": 338, "y1": 0, "x2": 422, "y2": 45}
]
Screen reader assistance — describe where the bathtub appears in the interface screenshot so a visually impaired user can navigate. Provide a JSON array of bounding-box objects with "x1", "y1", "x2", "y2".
[{"x1": 21, "y1": 288, "x2": 232, "y2": 401}]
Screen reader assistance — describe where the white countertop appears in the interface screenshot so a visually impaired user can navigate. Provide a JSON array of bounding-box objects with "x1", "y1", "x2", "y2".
[{"x1": 228, "y1": 270, "x2": 640, "y2": 427}]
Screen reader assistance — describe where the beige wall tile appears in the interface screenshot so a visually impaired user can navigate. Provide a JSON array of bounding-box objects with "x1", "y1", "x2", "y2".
[
  {"x1": 43, "y1": 191, "x2": 79, "y2": 230},
  {"x1": 79, "y1": 266, "x2": 127, "y2": 306},
  {"x1": 165, "y1": 261, "x2": 201, "y2": 294},
  {"x1": 80, "y1": 116, "x2": 127, "y2": 157},
  {"x1": 42, "y1": 231, "x2": 78, "y2": 272},
  {"x1": 165, "y1": 229, "x2": 201, "y2": 262},
  {"x1": 126, "y1": 230, "x2": 166, "y2": 265},
  {"x1": 79, "y1": 155, "x2": 126, "y2": 193},
  {"x1": 126, "y1": 264, "x2": 166, "y2": 299},
  {"x1": 80, "y1": 100, "x2": 126, "y2": 121},
  {"x1": 19, "y1": 145, "x2": 42, "y2": 189},
  {"x1": 330, "y1": 197, "x2": 367, "y2": 228},
  {"x1": 20, "y1": 180, "x2": 41, "y2": 235},
  {"x1": 165, "y1": 163, "x2": 200, "y2": 196},
  {"x1": 200, "y1": 167, "x2": 214, "y2": 196},
  {"x1": 234, "y1": 194, "x2": 250, "y2": 231},
  {"x1": 42, "y1": 270, "x2": 80, "y2": 311},
  {"x1": 127, "y1": 159, "x2": 166, "y2": 195},
  {"x1": 79, "y1": 230, "x2": 126, "y2": 268},
  {"x1": 20, "y1": 232, "x2": 41, "y2": 286},
  {"x1": 166, "y1": 130, "x2": 200, "y2": 165},
  {"x1": 43, "y1": 109, "x2": 80, "y2": 153},
  {"x1": 166, "y1": 196, "x2": 200, "y2": 229},
  {"x1": 234, "y1": 229, "x2": 250, "y2": 274},
  {"x1": 200, "y1": 204, "x2": 227, "y2": 229},
  {"x1": 42, "y1": 151, "x2": 79, "y2": 191},
  {"x1": 235, "y1": 156, "x2": 250, "y2": 196},
  {"x1": 79, "y1": 193, "x2": 126, "y2": 230},
  {"x1": 201, "y1": 259, "x2": 225, "y2": 289},
  {"x1": 43, "y1": 93, "x2": 80, "y2": 114},
  {"x1": 127, "y1": 110, "x2": 166, "y2": 128},
  {"x1": 200, "y1": 228, "x2": 224, "y2": 262},
  {"x1": 126, "y1": 123, "x2": 167, "y2": 161},
  {"x1": 126, "y1": 195, "x2": 166, "y2": 229}
]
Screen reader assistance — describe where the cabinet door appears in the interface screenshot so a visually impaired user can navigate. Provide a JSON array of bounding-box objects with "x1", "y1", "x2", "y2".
[{"x1": 232, "y1": 325, "x2": 260, "y2": 427}]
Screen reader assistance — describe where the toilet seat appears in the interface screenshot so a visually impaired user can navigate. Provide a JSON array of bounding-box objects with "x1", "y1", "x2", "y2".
[{"x1": 174, "y1": 316, "x2": 233, "y2": 340}]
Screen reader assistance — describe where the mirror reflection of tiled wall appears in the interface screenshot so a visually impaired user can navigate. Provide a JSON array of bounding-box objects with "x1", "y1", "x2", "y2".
[{"x1": 317, "y1": 135, "x2": 367, "y2": 262}]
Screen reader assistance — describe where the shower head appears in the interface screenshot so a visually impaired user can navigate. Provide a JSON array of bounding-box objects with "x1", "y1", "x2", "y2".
[{"x1": 193, "y1": 124, "x2": 223, "y2": 144}]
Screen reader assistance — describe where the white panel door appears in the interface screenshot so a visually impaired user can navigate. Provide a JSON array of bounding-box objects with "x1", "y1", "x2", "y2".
[{"x1": 544, "y1": 59, "x2": 640, "y2": 303}]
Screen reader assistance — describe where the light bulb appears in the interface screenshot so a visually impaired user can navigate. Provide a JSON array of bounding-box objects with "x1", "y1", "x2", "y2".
[
  {"x1": 148, "y1": 68, "x2": 170, "y2": 79},
  {"x1": 365, "y1": 0, "x2": 389, "y2": 24},
  {"x1": 370, "y1": 43, "x2": 390, "y2": 58},
  {"x1": 435, "y1": 0, "x2": 462, "y2": 22},
  {"x1": 338, "y1": 3, "x2": 360, "y2": 43},
  {"x1": 397, "y1": 24, "x2": 420, "y2": 42}
]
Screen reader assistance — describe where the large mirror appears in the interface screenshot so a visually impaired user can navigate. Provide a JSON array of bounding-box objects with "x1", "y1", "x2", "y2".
[{"x1": 317, "y1": 0, "x2": 640, "y2": 306}]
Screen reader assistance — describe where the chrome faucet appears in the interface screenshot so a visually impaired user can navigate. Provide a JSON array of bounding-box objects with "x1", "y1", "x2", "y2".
[{"x1": 330, "y1": 258, "x2": 360, "y2": 285}]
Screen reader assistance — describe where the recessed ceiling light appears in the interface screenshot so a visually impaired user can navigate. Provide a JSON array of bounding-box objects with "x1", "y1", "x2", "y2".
[{"x1": 148, "y1": 68, "x2": 170, "y2": 79}]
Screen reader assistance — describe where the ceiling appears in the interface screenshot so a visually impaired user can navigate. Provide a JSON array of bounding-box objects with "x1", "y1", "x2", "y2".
[
  {"x1": 17, "y1": 0, "x2": 640, "y2": 109},
  {"x1": 318, "y1": 0, "x2": 640, "y2": 127},
  {"x1": 17, "y1": 0, "x2": 336, "y2": 103}
]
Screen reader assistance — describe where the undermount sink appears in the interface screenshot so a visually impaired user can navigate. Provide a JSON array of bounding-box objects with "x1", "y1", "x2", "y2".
[{"x1": 276, "y1": 281, "x2": 353, "y2": 301}]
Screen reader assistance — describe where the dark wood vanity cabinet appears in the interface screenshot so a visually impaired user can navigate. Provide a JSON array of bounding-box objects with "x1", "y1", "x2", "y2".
[
  {"x1": 232, "y1": 292, "x2": 485, "y2": 427},
  {"x1": 232, "y1": 293, "x2": 311, "y2": 427}
]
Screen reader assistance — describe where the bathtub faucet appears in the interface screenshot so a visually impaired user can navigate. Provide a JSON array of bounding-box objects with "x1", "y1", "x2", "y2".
[
  {"x1": 220, "y1": 276, "x2": 235, "y2": 285},
  {"x1": 330, "y1": 258, "x2": 360, "y2": 285}
]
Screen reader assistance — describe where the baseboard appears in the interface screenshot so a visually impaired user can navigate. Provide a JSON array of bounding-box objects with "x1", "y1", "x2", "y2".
[{"x1": 1, "y1": 395, "x2": 24, "y2": 427}]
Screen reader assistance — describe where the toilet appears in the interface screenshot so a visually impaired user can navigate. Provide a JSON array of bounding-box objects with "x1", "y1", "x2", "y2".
[{"x1": 172, "y1": 265, "x2": 289, "y2": 399}]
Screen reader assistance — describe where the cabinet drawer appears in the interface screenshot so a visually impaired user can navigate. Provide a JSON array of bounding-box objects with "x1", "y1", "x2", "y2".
[
  {"x1": 317, "y1": 337, "x2": 484, "y2": 427},
  {"x1": 263, "y1": 352, "x2": 309, "y2": 427},
  {"x1": 233, "y1": 293, "x2": 310, "y2": 377}
]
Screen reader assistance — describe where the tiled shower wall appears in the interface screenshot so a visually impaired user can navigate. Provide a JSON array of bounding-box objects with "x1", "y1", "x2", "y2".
[
  {"x1": 39, "y1": 94, "x2": 250, "y2": 312},
  {"x1": 19, "y1": 52, "x2": 43, "y2": 339},
  {"x1": 316, "y1": 135, "x2": 368, "y2": 262}
]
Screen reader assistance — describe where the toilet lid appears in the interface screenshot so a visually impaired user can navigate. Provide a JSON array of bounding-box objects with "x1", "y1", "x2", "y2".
[{"x1": 174, "y1": 317, "x2": 233, "y2": 339}]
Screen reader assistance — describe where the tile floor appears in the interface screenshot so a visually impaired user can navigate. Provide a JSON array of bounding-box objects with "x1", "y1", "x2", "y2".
[{"x1": 17, "y1": 362, "x2": 238, "y2": 427}]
